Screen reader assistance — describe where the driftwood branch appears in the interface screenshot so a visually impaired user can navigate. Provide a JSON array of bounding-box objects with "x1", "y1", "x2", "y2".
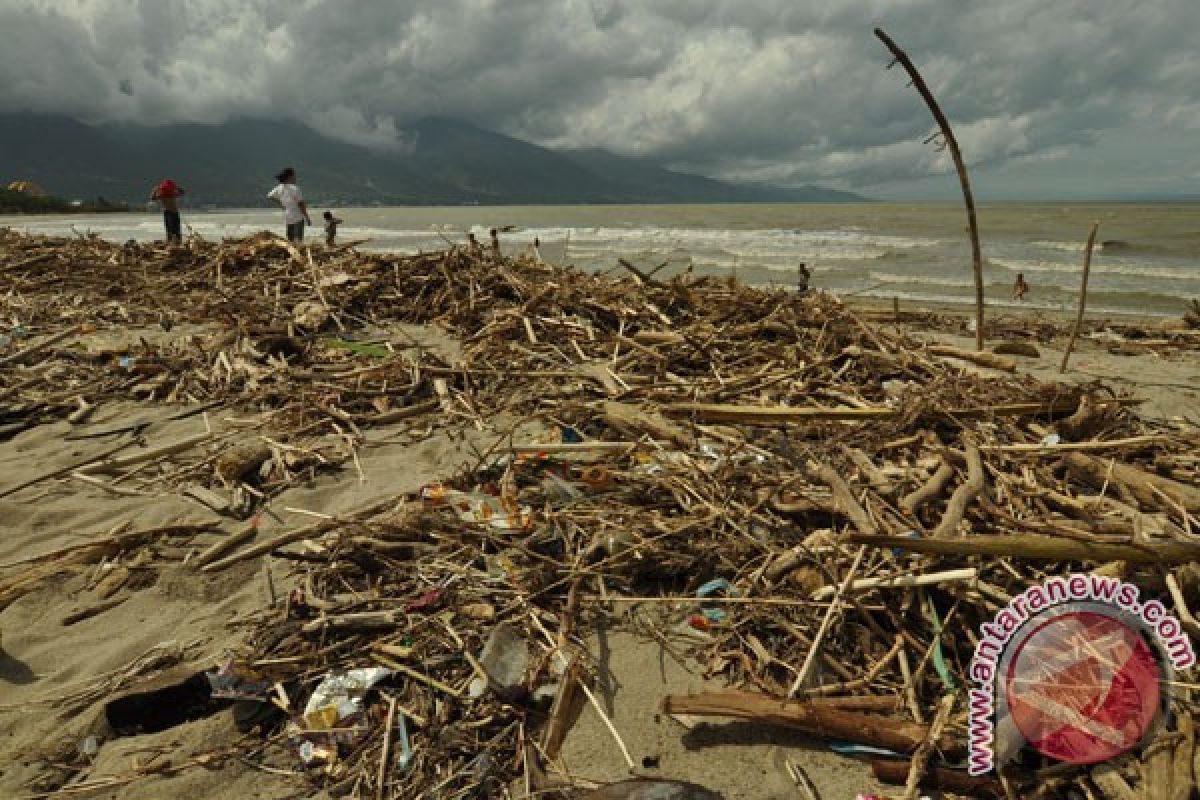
[
  {"x1": 872, "y1": 759, "x2": 1005, "y2": 799},
  {"x1": 1062, "y1": 452, "x2": 1200, "y2": 512},
  {"x1": 662, "y1": 689, "x2": 956, "y2": 754},
  {"x1": 875, "y1": 27, "x2": 985, "y2": 350},
  {"x1": 901, "y1": 459, "x2": 955, "y2": 515},
  {"x1": 1060, "y1": 221, "x2": 1100, "y2": 372},
  {"x1": 806, "y1": 460, "x2": 878, "y2": 535},
  {"x1": 932, "y1": 445, "x2": 986, "y2": 537}
]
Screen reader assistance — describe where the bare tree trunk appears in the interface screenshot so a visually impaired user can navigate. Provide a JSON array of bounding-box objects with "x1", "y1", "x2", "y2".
[
  {"x1": 1060, "y1": 222, "x2": 1100, "y2": 373},
  {"x1": 874, "y1": 28, "x2": 985, "y2": 350}
]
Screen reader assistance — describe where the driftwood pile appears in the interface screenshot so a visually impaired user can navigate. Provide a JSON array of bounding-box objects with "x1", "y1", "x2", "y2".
[{"x1": 3, "y1": 227, "x2": 1200, "y2": 799}]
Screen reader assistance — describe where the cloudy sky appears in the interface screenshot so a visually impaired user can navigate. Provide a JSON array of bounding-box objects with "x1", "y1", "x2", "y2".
[{"x1": 3, "y1": 0, "x2": 1199, "y2": 199}]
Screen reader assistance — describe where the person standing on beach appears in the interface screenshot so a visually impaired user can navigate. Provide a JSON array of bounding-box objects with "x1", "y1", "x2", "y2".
[
  {"x1": 267, "y1": 167, "x2": 311, "y2": 243},
  {"x1": 1012, "y1": 272, "x2": 1029, "y2": 302},
  {"x1": 796, "y1": 262, "x2": 811, "y2": 294},
  {"x1": 489, "y1": 227, "x2": 501, "y2": 259},
  {"x1": 150, "y1": 179, "x2": 185, "y2": 245},
  {"x1": 466, "y1": 232, "x2": 483, "y2": 257},
  {"x1": 323, "y1": 211, "x2": 343, "y2": 247}
]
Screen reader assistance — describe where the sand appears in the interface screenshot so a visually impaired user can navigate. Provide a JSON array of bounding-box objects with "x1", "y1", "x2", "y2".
[{"x1": 1, "y1": 303, "x2": 1196, "y2": 799}]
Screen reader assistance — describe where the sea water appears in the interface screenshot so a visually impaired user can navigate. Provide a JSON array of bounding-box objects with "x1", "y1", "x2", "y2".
[{"x1": 4, "y1": 203, "x2": 1198, "y2": 317}]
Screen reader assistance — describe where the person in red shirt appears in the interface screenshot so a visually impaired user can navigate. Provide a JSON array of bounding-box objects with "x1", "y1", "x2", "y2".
[{"x1": 150, "y1": 179, "x2": 185, "y2": 245}]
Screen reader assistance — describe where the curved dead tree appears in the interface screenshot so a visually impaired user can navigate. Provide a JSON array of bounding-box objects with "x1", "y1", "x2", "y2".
[{"x1": 874, "y1": 27, "x2": 985, "y2": 351}]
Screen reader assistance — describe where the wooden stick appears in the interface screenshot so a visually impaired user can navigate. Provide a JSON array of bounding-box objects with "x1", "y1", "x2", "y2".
[
  {"x1": 371, "y1": 653, "x2": 463, "y2": 697},
  {"x1": 200, "y1": 496, "x2": 397, "y2": 572},
  {"x1": 810, "y1": 567, "x2": 977, "y2": 601},
  {"x1": 927, "y1": 345, "x2": 1015, "y2": 372},
  {"x1": 897, "y1": 646, "x2": 923, "y2": 724},
  {"x1": 800, "y1": 638, "x2": 903, "y2": 698},
  {"x1": 662, "y1": 689, "x2": 953, "y2": 755},
  {"x1": 302, "y1": 609, "x2": 406, "y2": 634},
  {"x1": 663, "y1": 397, "x2": 1126, "y2": 425},
  {"x1": 528, "y1": 613, "x2": 636, "y2": 771},
  {"x1": 871, "y1": 759, "x2": 1005, "y2": 799},
  {"x1": 875, "y1": 28, "x2": 985, "y2": 351},
  {"x1": 542, "y1": 656, "x2": 585, "y2": 760},
  {"x1": 376, "y1": 696, "x2": 396, "y2": 800},
  {"x1": 191, "y1": 523, "x2": 259, "y2": 568},
  {"x1": 508, "y1": 441, "x2": 641, "y2": 454},
  {"x1": 789, "y1": 544, "x2": 867, "y2": 695},
  {"x1": 1060, "y1": 221, "x2": 1100, "y2": 373},
  {"x1": 980, "y1": 434, "x2": 1165, "y2": 454},
  {"x1": 364, "y1": 399, "x2": 440, "y2": 425},
  {"x1": 1165, "y1": 574, "x2": 1200, "y2": 641},
  {"x1": 807, "y1": 695, "x2": 900, "y2": 712},
  {"x1": 903, "y1": 692, "x2": 956, "y2": 800}
]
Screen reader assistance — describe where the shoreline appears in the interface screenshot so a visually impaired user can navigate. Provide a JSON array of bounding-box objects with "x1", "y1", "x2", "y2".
[{"x1": 844, "y1": 294, "x2": 1180, "y2": 326}]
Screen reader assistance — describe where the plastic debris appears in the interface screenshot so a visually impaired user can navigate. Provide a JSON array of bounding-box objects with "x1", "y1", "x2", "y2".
[
  {"x1": 468, "y1": 622, "x2": 528, "y2": 699},
  {"x1": 291, "y1": 667, "x2": 391, "y2": 765},
  {"x1": 421, "y1": 484, "x2": 533, "y2": 530}
]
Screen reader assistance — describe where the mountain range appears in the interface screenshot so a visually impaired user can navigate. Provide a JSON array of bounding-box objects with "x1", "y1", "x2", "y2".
[{"x1": 0, "y1": 113, "x2": 867, "y2": 206}]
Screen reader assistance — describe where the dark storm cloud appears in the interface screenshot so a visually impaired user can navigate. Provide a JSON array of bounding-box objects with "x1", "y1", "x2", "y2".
[{"x1": 2, "y1": 0, "x2": 1198, "y2": 190}]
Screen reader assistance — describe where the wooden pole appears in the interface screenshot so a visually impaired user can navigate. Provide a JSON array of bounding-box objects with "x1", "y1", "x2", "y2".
[
  {"x1": 662, "y1": 689, "x2": 956, "y2": 754},
  {"x1": 1059, "y1": 222, "x2": 1100, "y2": 373},
  {"x1": 874, "y1": 28, "x2": 985, "y2": 350}
]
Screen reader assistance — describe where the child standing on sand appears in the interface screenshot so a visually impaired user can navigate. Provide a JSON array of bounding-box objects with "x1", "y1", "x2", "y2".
[
  {"x1": 323, "y1": 211, "x2": 343, "y2": 247},
  {"x1": 267, "y1": 167, "x2": 311, "y2": 242}
]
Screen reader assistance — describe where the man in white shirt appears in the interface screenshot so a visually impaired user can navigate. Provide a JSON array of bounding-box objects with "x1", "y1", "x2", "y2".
[{"x1": 267, "y1": 167, "x2": 312, "y2": 242}]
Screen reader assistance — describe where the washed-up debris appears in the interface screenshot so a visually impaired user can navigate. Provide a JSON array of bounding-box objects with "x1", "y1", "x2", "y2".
[
  {"x1": 469, "y1": 622, "x2": 529, "y2": 700},
  {"x1": 2, "y1": 228, "x2": 1200, "y2": 799}
]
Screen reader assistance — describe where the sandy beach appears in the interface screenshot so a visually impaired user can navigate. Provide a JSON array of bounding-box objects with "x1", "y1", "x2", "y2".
[{"x1": 1, "y1": 229, "x2": 1198, "y2": 800}]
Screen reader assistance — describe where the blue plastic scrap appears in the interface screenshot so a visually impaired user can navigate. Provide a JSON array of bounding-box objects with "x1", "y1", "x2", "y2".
[{"x1": 695, "y1": 578, "x2": 740, "y2": 598}]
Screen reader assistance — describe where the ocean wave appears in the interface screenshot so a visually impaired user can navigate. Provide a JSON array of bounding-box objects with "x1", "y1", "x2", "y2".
[
  {"x1": 989, "y1": 257, "x2": 1198, "y2": 281},
  {"x1": 521, "y1": 225, "x2": 941, "y2": 253},
  {"x1": 1029, "y1": 239, "x2": 1085, "y2": 253}
]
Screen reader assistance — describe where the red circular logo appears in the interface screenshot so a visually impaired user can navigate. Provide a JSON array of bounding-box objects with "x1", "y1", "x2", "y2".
[{"x1": 1004, "y1": 610, "x2": 1161, "y2": 764}]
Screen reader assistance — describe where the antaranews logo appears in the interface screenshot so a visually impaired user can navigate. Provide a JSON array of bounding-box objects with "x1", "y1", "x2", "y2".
[{"x1": 967, "y1": 573, "x2": 1195, "y2": 775}]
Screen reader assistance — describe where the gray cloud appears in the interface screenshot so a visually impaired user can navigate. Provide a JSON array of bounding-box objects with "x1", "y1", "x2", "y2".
[{"x1": 2, "y1": 0, "x2": 1198, "y2": 195}]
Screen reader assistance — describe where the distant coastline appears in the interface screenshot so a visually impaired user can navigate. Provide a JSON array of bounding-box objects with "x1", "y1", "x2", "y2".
[{"x1": 0, "y1": 187, "x2": 128, "y2": 214}]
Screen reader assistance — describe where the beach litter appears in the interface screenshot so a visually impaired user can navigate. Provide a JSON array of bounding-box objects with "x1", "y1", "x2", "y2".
[{"x1": 1, "y1": 226, "x2": 1199, "y2": 798}]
